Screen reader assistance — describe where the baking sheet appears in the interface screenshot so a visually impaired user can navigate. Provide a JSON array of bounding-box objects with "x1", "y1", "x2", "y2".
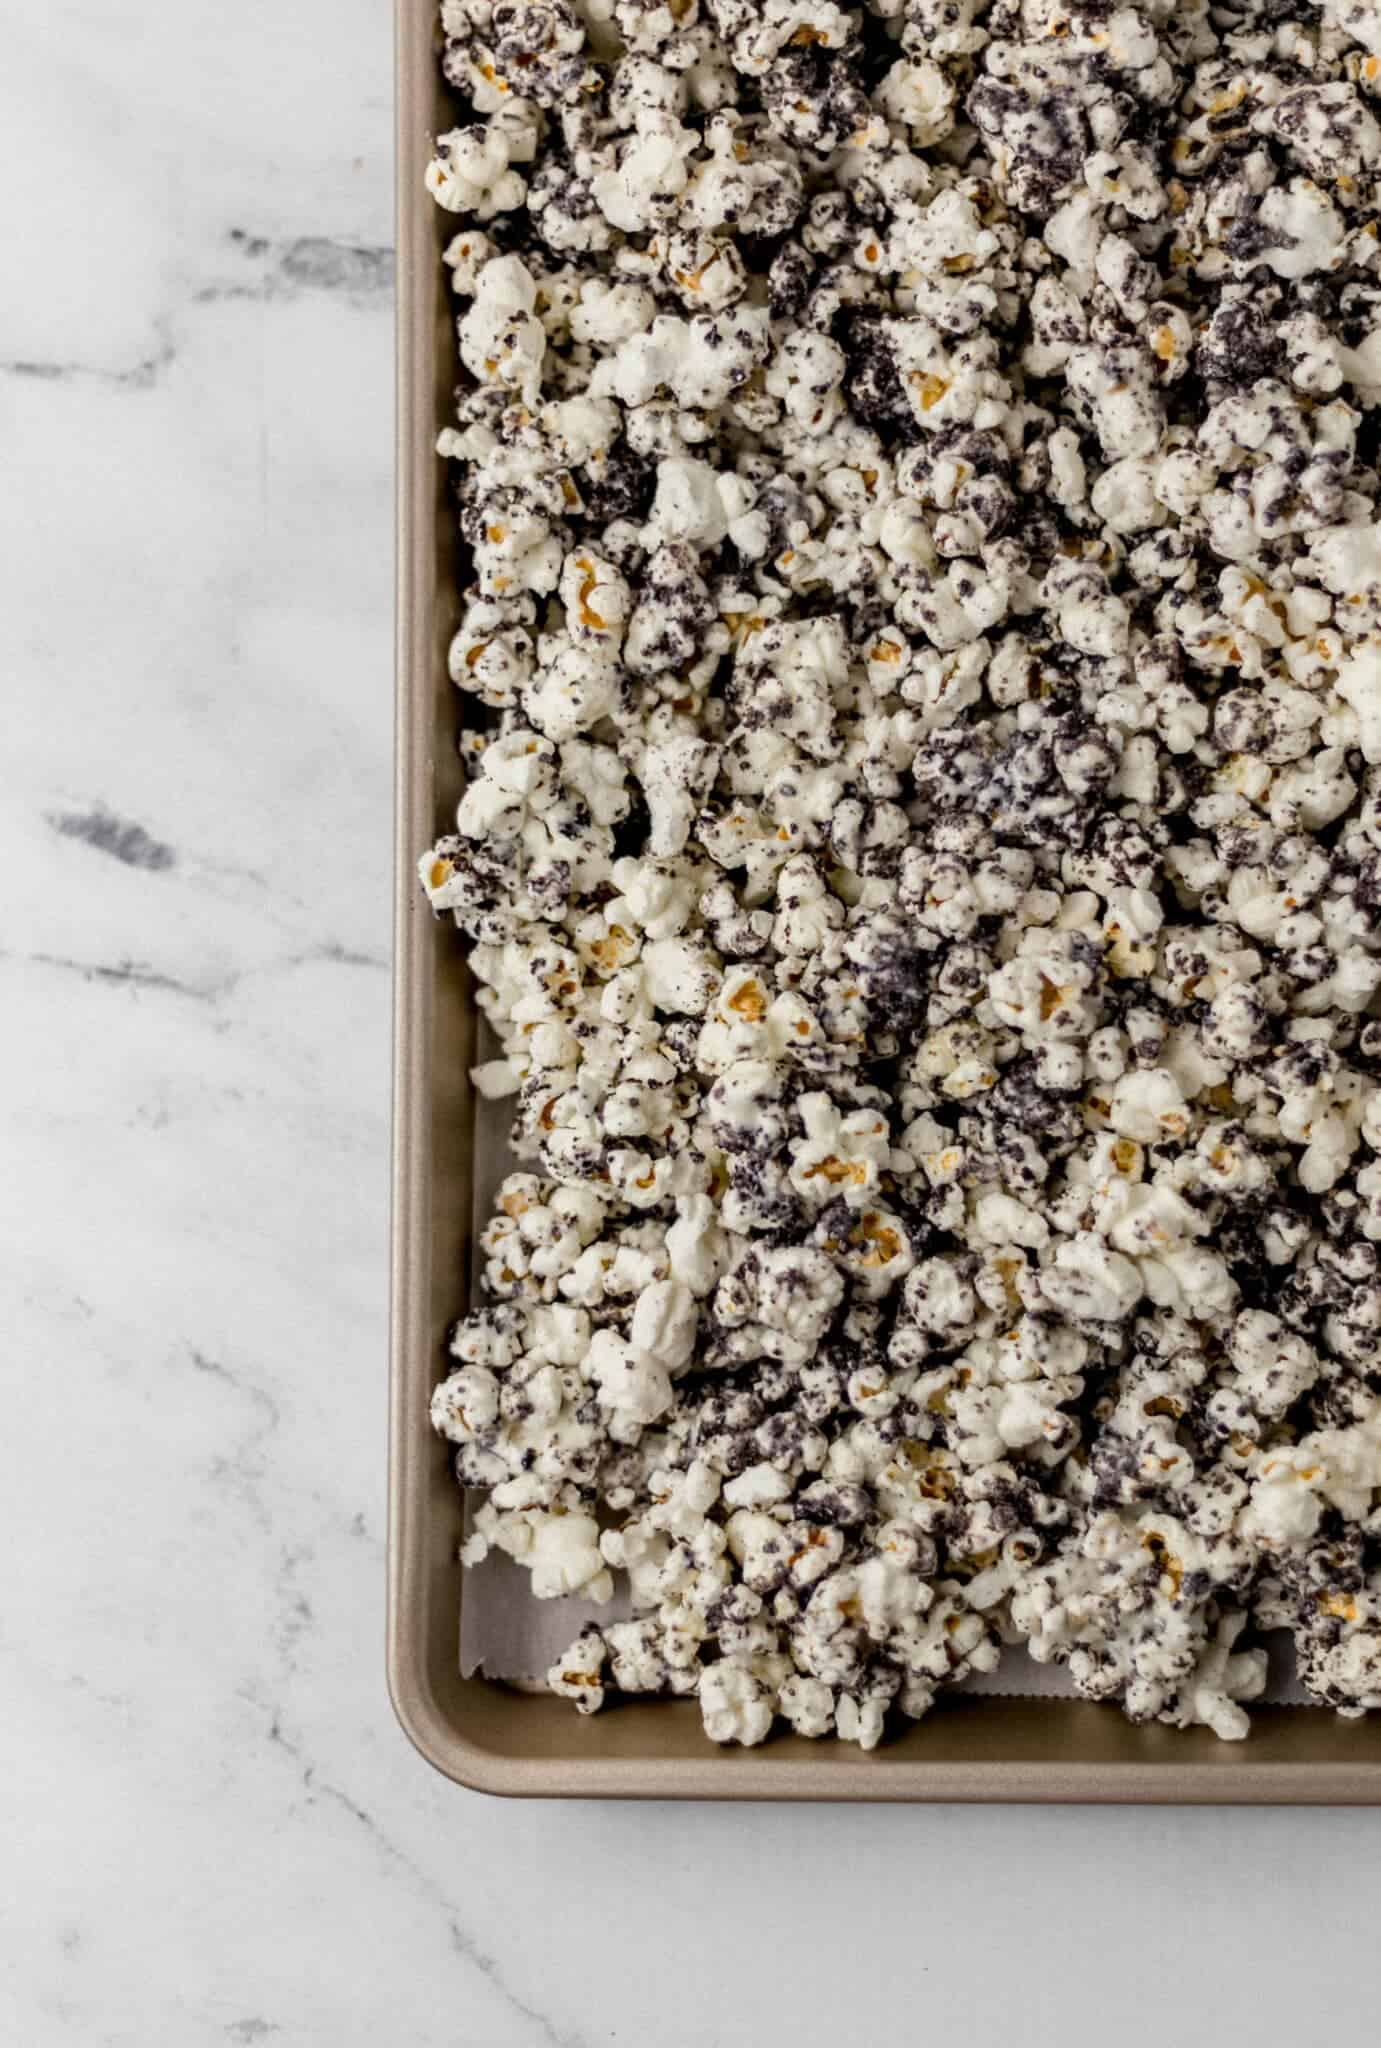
[{"x1": 391, "y1": 0, "x2": 1381, "y2": 1795}]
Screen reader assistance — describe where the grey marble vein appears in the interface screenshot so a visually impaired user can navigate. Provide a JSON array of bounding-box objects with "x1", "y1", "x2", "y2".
[
  {"x1": 26, "y1": 952, "x2": 218, "y2": 1001},
  {"x1": 260, "y1": 1706, "x2": 591, "y2": 2048},
  {"x1": 2, "y1": 224, "x2": 392, "y2": 402},
  {"x1": 3, "y1": 328, "x2": 177, "y2": 391},
  {"x1": 48, "y1": 804, "x2": 176, "y2": 872},
  {"x1": 15, "y1": 938, "x2": 387, "y2": 1010},
  {"x1": 293, "y1": 939, "x2": 390, "y2": 971},
  {"x1": 200, "y1": 230, "x2": 395, "y2": 305},
  {"x1": 194, "y1": 1347, "x2": 284, "y2": 1533}
]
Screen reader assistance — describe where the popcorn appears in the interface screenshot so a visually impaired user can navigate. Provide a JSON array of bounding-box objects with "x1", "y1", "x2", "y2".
[
  {"x1": 426, "y1": 104, "x2": 539, "y2": 220},
  {"x1": 594, "y1": 124, "x2": 698, "y2": 233},
  {"x1": 699, "y1": 1660, "x2": 775, "y2": 1746},
  {"x1": 1107, "y1": 1069, "x2": 1191, "y2": 1145},
  {"x1": 641, "y1": 456, "x2": 750, "y2": 551},
  {"x1": 547, "y1": 1626, "x2": 608, "y2": 1714},
  {"x1": 787, "y1": 1092, "x2": 891, "y2": 1210},
  {"x1": 528, "y1": 1510, "x2": 614, "y2": 1601},
  {"x1": 457, "y1": 254, "x2": 548, "y2": 404},
  {"x1": 423, "y1": 0, "x2": 1381, "y2": 1745}
]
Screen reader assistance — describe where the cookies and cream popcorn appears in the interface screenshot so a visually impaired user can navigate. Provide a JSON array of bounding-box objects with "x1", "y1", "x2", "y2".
[{"x1": 423, "y1": 0, "x2": 1381, "y2": 1747}]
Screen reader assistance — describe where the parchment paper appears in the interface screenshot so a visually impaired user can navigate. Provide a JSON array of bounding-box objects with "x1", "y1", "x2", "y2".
[{"x1": 457, "y1": 1064, "x2": 1308, "y2": 1704}]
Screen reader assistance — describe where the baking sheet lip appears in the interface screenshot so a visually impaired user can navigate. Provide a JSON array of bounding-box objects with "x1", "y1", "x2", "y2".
[
  {"x1": 388, "y1": 0, "x2": 459, "y2": 1797},
  {"x1": 386, "y1": 1658, "x2": 1381, "y2": 1802},
  {"x1": 387, "y1": 0, "x2": 1381, "y2": 1802}
]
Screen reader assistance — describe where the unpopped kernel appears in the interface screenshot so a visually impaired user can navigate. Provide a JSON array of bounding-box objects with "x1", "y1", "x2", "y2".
[{"x1": 423, "y1": 0, "x2": 1381, "y2": 1747}]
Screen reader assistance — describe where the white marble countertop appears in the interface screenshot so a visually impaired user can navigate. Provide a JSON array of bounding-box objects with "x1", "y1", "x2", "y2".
[{"x1": 6, "y1": 4, "x2": 1381, "y2": 2042}]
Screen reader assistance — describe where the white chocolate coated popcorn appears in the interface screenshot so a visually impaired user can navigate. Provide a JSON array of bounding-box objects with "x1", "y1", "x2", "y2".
[{"x1": 425, "y1": 0, "x2": 1381, "y2": 1747}]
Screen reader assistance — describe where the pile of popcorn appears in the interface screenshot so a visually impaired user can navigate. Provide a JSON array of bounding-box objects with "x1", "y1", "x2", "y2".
[{"x1": 420, "y1": 0, "x2": 1381, "y2": 1746}]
